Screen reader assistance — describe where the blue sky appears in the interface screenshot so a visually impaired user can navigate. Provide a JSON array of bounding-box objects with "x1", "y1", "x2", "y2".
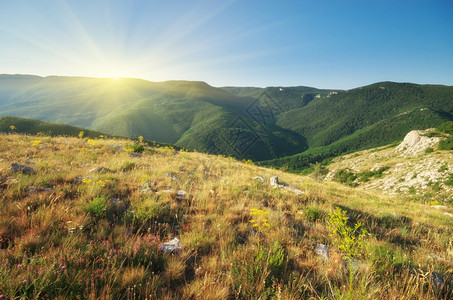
[{"x1": 1, "y1": 0, "x2": 452, "y2": 89}]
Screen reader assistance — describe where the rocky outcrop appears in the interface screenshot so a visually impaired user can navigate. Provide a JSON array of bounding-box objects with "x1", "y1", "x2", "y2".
[{"x1": 395, "y1": 130, "x2": 441, "y2": 155}]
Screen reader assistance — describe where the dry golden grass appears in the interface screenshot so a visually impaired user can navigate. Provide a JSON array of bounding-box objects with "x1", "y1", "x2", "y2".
[{"x1": 0, "y1": 133, "x2": 451, "y2": 299}]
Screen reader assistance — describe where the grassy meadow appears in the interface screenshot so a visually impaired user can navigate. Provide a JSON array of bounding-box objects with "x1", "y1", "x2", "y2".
[{"x1": 0, "y1": 133, "x2": 452, "y2": 299}]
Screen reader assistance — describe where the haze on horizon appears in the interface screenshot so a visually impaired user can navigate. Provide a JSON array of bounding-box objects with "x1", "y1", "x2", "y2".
[{"x1": 1, "y1": 0, "x2": 452, "y2": 89}]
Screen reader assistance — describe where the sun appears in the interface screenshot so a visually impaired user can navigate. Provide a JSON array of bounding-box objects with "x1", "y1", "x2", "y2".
[{"x1": 112, "y1": 76, "x2": 121, "y2": 81}]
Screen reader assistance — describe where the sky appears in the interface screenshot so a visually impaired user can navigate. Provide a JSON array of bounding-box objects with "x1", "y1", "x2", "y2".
[{"x1": 1, "y1": 0, "x2": 452, "y2": 89}]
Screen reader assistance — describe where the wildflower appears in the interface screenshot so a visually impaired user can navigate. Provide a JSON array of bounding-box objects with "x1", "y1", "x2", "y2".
[
  {"x1": 32, "y1": 140, "x2": 43, "y2": 147},
  {"x1": 78, "y1": 131, "x2": 84, "y2": 139},
  {"x1": 100, "y1": 135, "x2": 104, "y2": 138},
  {"x1": 22, "y1": 280, "x2": 27, "y2": 283},
  {"x1": 138, "y1": 136, "x2": 143, "y2": 143},
  {"x1": 17, "y1": 264, "x2": 23, "y2": 268},
  {"x1": 10, "y1": 125, "x2": 16, "y2": 131},
  {"x1": 61, "y1": 265, "x2": 66, "y2": 270},
  {"x1": 87, "y1": 139, "x2": 98, "y2": 146}
]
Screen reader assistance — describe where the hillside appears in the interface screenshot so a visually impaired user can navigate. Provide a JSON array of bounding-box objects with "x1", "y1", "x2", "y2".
[
  {"x1": 0, "y1": 133, "x2": 452, "y2": 299},
  {"x1": 262, "y1": 82, "x2": 453, "y2": 171},
  {"x1": 1, "y1": 75, "x2": 453, "y2": 166},
  {"x1": 316, "y1": 128, "x2": 453, "y2": 204},
  {"x1": 0, "y1": 116, "x2": 108, "y2": 138}
]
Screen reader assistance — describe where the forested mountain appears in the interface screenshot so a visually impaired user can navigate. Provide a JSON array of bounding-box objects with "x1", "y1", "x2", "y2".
[{"x1": 1, "y1": 75, "x2": 452, "y2": 169}]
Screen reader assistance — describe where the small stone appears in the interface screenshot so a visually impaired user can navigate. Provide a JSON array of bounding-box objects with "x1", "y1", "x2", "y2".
[
  {"x1": 89, "y1": 167, "x2": 111, "y2": 173},
  {"x1": 254, "y1": 176, "x2": 265, "y2": 183},
  {"x1": 11, "y1": 163, "x2": 36, "y2": 175},
  {"x1": 129, "y1": 152, "x2": 142, "y2": 158},
  {"x1": 26, "y1": 186, "x2": 38, "y2": 193},
  {"x1": 75, "y1": 176, "x2": 92, "y2": 183},
  {"x1": 139, "y1": 183, "x2": 152, "y2": 193},
  {"x1": 195, "y1": 266, "x2": 204, "y2": 276},
  {"x1": 315, "y1": 244, "x2": 329, "y2": 260},
  {"x1": 176, "y1": 190, "x2": 187, "y2": 201},
  {"x1": 160, "y1": 237, "x2": 182, "y2": 254},
  {"x1": 164, "y1": 173, "x2": 179, "y2": 181}
]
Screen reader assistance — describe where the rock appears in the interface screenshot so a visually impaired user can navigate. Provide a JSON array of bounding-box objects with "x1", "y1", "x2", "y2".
[
  {"x1": 89, "y1": 167, "x2": 111, "y2": 173},
  {"x1": 315, "y1": 244, "x2": 329, "y2": 260},
  {"x1": 11, "y1": 163, "x2": 36, "y2": 175},
  {"x1": 176, "y1": 190, "x2": 187, "y2": 201},
  {"x1": 395, "y1": 130, "x2": 441, "y2": 156},
  {"x1": 129, "y1": 152, "x2": 142, "y2": 158},
  {"x1": 285, "y1": 187, "x2": 304, "y2": 195},
  {"x1": 270, "y1": 175, "x2": 304, "y2": 195},
  {"x1": 344, "y1": 257, "x2": 366, "y2": 271},
  {"x1": 75, "y1": 176, "x2": 92, "y2": 183},
  {"x1": 195, "y1": 266, "x2": 204, "y2": 276},
  {"x1": 270, "y1": 176, "x2": 279, "y2": 186},
  {"x1": 139, "y1": 182, "x2": 153, "y2": 193},
  {"x1": 443, "y1": 212, "x2": 453, "y2": 218},
  {"x1": 26, "y1": 186, "x2": 38, "y2": 193},
  {"x1": 429, "y1": 272, "x2": 445, "y2": 288},
  {"x1": 254, "y1": 176, "x2": 265, "y2": 183},
  {"x1": 160, "y1": 237, "x2": 182, "y2": 254},
  {"x1": 110, "y1": 198, "x2": 128, "y2": 212},
  {"x1": 110, "y1": 144, "x2": 123, "y2": 152},
  {"x1": 431, "y1": 205, "x2": 448, "y2": 209},
  {"x1": 164, "y1": 173, "x2": 179, "y2": 181}
]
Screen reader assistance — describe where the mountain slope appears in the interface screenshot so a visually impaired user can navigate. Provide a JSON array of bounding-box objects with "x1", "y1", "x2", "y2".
[
  {"x1": 0, "y1": 133, "x2": 451, "y2": 299},
  {"x1": 0, "y1": 116, "x2": 107, "y2": 138}
]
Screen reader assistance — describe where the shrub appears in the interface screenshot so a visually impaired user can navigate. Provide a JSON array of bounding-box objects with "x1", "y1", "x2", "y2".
[
  {"x1": 327, "y1": 207, "x2": 368, "y2": 259},
  {"x1": 438, "y1": 136, "x2": 453, "y2": 150},
  {"x1": 333, "y1": 169, "x2": 357, "y2": 187},
  {"x1": 305, "y1": 206, "x2": 323, "y2": 222},
  {"x1": 126, "y1": 143, "x2": 145, "y2": 153},
  {"x1": 85, "y1": 197, "x2": 107, "y2": 219},
  {"x1": 425, "y1": 147, "x2": 434, "y2": 154}
]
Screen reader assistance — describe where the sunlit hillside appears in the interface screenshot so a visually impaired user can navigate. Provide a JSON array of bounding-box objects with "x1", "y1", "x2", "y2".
[{"x1": 0, "y1": 133, "x2": 452, "y2": 299}]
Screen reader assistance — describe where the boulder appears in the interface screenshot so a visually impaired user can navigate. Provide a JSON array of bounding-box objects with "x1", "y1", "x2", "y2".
[
  {"x1": 270, "y1": 176, "x2": 279, "y2": 186},
  {"x1": 11, "y1": 163, "x2": 36, "y2": 175}
]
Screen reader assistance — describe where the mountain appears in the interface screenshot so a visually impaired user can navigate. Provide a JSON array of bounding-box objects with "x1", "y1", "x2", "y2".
[
  {"x1": 261, "y1": 82, "x2": 453, "y2": 171},
  {"x1": 0, "y1": 75, "x2": 322, "y2": 161},
  {"x1": 0, "y1": 116, "x2": 107, "y2": 138},
  {"x1": 0, "y1": 133, "x2": 451, "y2": 298},
  {"x1": 1, "y1": 75, "x2": 452, "y2": 167}
]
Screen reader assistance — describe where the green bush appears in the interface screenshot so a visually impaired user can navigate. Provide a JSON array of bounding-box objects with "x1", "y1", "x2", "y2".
[
  {"x1": 327, "y1": 207, "x2": 368, "y2": 259},
  {"x1": 425, "y1": 147, "x2": 434, "y2": 154},
  {"x1": 333, "y1": 169, "x2": 358, "y2": 186},
  {"x1": 306, "y1": 206, "x2": 323, "y2": 222},
  {"x1": 438, "y1": 136, "x2": 453, "y2": 150},
  {"x1": 85, "y1": 197, "x2": 108, "y2": 219}
]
